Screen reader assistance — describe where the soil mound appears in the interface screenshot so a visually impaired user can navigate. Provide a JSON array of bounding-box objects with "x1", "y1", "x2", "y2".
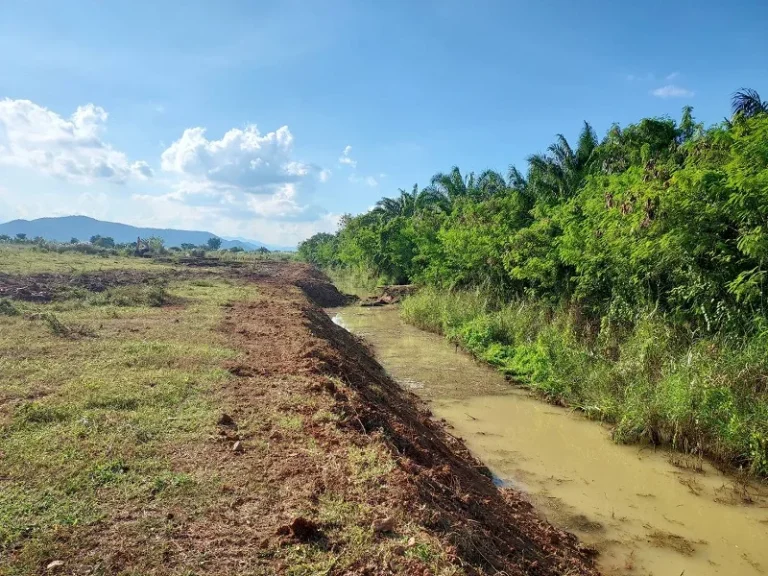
[{"x1": 296, "y1": 301, "x2": 598, "y2": 575}]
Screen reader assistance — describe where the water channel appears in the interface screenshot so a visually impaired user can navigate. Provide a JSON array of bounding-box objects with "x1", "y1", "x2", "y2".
[{"x1": 331, "y1": 305, "x2": 768, "y2": 576}]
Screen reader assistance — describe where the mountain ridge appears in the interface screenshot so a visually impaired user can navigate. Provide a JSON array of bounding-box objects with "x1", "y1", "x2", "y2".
[{"x1": 0, "y1": 216, "x2": 294, "y2": 251}]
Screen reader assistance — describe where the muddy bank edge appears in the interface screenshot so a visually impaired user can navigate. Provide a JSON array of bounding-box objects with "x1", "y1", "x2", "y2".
[{"x1": 223, "y1": 263, "x2": 599, "y2": 575}]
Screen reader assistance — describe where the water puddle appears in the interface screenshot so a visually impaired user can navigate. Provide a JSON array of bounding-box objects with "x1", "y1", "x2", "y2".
[{"x1": 332, "y1": 306, "x2": 768, "y2": 576}]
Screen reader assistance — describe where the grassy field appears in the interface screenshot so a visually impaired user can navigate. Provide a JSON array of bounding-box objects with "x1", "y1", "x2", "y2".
[
  {"x1": 0, "y1": 244, "x2": 177, "y2": 274},
  {"x1": 0, "y1": 248, "x2": 259, "y2": 573}
]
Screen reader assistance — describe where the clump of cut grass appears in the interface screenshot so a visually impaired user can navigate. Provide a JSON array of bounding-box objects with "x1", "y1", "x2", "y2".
[
  {"x1": 89, "y1": 284, "x2": 174, "y2": 308},
  {"x1": 0, "y1": 298, "x2": 19, "y2": 316},
  {"x1": 42, "y1": 312, "x2": 96, "y2": 338}
]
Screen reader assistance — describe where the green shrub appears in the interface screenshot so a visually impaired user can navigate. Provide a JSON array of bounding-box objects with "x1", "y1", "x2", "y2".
[
  {"x1": 0, "y1": 299, "x2": 19, "y2": 316},
  {"x1": 90, "y1": 284, "x2": 173, "y2": 308}
]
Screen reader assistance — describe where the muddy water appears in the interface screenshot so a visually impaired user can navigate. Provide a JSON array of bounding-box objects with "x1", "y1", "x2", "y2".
[{"x1": 331, "y1": 306, "x2": 768, "y2": 576}]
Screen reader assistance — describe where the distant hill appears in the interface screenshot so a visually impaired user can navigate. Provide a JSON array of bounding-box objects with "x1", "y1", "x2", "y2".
[{"x1": 0, "y1": 216, "x2": 289, "y2": 251}]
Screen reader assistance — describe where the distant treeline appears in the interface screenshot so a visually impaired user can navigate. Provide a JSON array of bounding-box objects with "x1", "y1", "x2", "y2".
[{"x1": 0, "y1": 234, "x2": 271, "y2": 257}]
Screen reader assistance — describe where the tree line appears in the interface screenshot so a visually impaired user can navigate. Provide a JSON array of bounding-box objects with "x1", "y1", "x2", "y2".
[{"x1": 301, "y1": 89, "x2": 768, "y2": 336}]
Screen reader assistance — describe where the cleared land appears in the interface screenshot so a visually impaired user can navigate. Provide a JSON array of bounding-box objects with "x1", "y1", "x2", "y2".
[{"x1": 0, "y1": 248, "x2": 597, "y2": 575}]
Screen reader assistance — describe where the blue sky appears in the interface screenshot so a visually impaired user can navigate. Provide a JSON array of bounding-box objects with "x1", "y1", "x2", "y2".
[{"x1": 0, "y1": 0, "x2": 766, "y2": 246}]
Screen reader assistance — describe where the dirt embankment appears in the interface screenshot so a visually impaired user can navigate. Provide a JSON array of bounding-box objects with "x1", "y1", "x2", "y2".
[{"x1": 212, "y1": 263, "x2": 598, "y2": 575}]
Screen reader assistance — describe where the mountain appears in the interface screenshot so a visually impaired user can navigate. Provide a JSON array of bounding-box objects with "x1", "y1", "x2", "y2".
[
  {"x1": 221, "y1": 235, "x2": 295, "y2": 253},
  {"x1": 0, "y1": 216, "x2": 287, "y2": 251}
]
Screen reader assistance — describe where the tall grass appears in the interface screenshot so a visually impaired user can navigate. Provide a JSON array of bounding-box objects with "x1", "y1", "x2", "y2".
[{"x1": 401, "y1": 289, "x2": 768, "y2": 475}]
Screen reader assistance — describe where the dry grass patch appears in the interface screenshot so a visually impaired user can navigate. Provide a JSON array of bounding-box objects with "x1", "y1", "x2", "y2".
[{"x1": 0, "y1": 277, "x2": 259, "y2": 574}]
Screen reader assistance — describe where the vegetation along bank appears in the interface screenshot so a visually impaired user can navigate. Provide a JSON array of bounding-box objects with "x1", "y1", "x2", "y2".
[{"x1": 299, "y1": 90, "x2": 768, "y2": 476}]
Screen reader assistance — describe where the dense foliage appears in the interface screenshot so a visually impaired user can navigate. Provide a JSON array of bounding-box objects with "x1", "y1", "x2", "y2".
[{"x1": 300, "y1": 91, "x2": 768, "y2": 474}]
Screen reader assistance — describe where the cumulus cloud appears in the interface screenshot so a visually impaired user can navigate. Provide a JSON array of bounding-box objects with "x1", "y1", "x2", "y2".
[
  {"x1": 131, "y1": 161, "x2": 154, "y2": 179},
  {"x1": 651, "y1": 84, "x2": 694, "y2": 98},
  {"x1": 160, "y1": 124, "x2": 315, "y2": 190},
  {"x1": 338, "y1": 145, "x2": 356, "y2": 167},
  {"x1": 153, "y1": 121, "x2": 334, "y2": 238},
  {"x1": 0, "y1": 101, "x2": 337, "y2": 246},
  {"x1": 131, "y1": 190, "x2": 339, "y2": 246},
  {"x1": 0, "y1": 98, "x2": 152, "y2": 184},
  {"x1": 349, "y1": 173, "x2": 378, "y2": 187}
]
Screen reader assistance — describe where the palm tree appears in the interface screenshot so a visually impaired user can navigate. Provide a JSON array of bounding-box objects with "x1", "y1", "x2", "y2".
[
  {"x1": 373, "y1": 184, "x2": 448, "y2": 220},
  {"x1": 507, "y1": 165, "x2": 528, "y2": 192},
  {"x1": 731, "y1": 88, "x2": 767, "y2": 118},
  {"x1": 475, "y1": 169, "x2": 507, "y2": 199},
  {"x1": 526, "y1": 121, "x2": 598, "y2": 202},
  {"x1": 427, "y1": 166, "x2": 470, "y2": 204}
]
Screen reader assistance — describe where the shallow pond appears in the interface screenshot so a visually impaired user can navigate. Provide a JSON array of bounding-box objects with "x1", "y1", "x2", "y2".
[{"x1": 332, "y1": 305, "x2": 768, "y2": 576}]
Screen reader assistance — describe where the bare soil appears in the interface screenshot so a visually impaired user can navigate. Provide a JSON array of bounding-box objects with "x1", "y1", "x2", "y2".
[
  {"x1": 0, "y1": 270, "x2": 169, "y2": 302},
  {"x1": 214, "y1": 262, "x2": 597, "y2": 574}
]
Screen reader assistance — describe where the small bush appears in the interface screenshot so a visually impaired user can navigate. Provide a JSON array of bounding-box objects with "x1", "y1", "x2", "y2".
[
  {"x1": 42, "y1": 313, "x2": 95, "y2": 338},
  {"x1": 91, "y1": 284, "x2": 173, "y2": 308},
  {"x1": 0, "y1": 299, "x2": 19, "y2": 316}
]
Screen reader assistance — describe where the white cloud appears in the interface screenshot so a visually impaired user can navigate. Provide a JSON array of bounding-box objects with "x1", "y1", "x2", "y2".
[
  {"x1": 160, "y1": 124, "x2": 312, "y2": 190},
  {"x1": 131, "y1": 161, "x2": 154, "y2": 179},
  {"x1": 349, "y1": 174, "x2": 378, "y2": 187},
  {"x1": 338, "y1": 145, "x2": 356, "y2": 168},
  {"x1": 157, "y1": 122, "x2": 334, "y2": 229},
  {"x1": 246, "y1": 183, "x2": 310, "y2": 218},
  {"x1": 130, "y1": 190, "x2": 339, "y2": 246},
  {"x1": 0, "y1": 98, "x2": 151, "y2": 184},
  {"x1": 651, "y1": 84, "x2": 694, "y2": 98},
  {"x1": 666, "y1": 72, "x2": 680, "y2": 80},
  {"x1": 0, "y1": 102, "x2": 338, "y2": 246}
]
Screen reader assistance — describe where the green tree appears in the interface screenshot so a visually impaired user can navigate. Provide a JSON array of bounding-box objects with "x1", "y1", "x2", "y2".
[
  {"x1": 206, "y1": 237, "x2": 222, "y2": 250},
  {"x1": 526, "y1": 121, "x2": 598, "y2": 202},
  {"x1": 90, "y1": 235, "x2": 115, "y2": 248},
  {"x1": 15, "y1": 233, "x2": 26, "y2": 241},
  {"x1": 732, "y1": 88, "x2": 767, "y2": 119}
]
